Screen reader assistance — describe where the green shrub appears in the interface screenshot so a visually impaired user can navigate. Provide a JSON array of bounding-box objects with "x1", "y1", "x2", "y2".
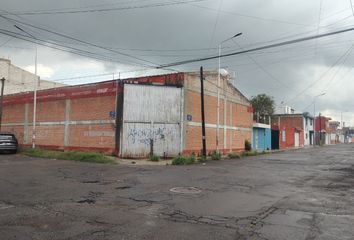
[
  {"x1": 210, "y1": 151, "x2": 221, "y2": 161},
  {"x1": 228, "y1": 152, "x2": 241, "y2": 159},
  {"x1": 245, "y1": 140, "x2": 252, "y2": 152},
  {"x1": 172, "y1": 155, "x2": 196, "y2": 165},
  {"x1": 149, "y1": 154, "x2": 160, "y2": 162}
]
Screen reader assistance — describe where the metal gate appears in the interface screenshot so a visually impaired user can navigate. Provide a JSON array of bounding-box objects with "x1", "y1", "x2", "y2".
[{"x1": 121, "y1": 84, "x2": 182, "y2": 158}]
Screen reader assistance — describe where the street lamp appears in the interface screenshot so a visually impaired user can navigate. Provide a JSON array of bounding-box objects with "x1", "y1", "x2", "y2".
[
  {"x1": 14, "y1": 25, "x2": 39, "y2": 148},
  {"x1": 216, "y1": 32, "x2": 242, "y2": 151},
  {"x1": 313, "y1": 92, "x2": 326, "y2": 146},
  {"x1": 341, "y1": 110, "x2": 348, "y2": 129}
]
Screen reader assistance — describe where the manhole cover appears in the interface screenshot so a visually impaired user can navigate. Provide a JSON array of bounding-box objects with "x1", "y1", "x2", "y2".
[{"x1": 169, "y1": 187, "x2": 202, "y2": 194}]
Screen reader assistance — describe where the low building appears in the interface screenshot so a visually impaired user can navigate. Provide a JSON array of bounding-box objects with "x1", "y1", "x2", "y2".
[
  {"x1": 0, "y1": 58, "x2": 64, "y2": 95},
  {"x1": 1, "y1": 71, "x2": 253, "y2": 158},
  {"x1": 252, "y1": 123, "x2": 271, "y2": 151},
  {"x1": 314, "y1": 115, "x2": 331, "y2": 145},
  {"x1": 302, "y1": 112, "x2": 314, "y2": 146},
  {"x1": 271, "y1": 112, "x2": 313, "y2": 149},
  {"x1": 329, "y1": 121, "x2": 342, "y2": 144}
]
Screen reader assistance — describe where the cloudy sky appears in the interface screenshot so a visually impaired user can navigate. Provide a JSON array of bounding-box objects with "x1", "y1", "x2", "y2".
[{"x1": 1, "y1": 0, "x2": 354, "y2": 125}]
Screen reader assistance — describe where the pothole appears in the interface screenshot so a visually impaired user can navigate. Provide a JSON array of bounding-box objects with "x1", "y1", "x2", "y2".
[{"x1": 169, "y1": 187, "x2": 202, "y2": 194}]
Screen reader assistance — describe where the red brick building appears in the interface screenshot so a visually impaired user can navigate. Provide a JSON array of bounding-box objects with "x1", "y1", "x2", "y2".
[
  {"x1": 2, "y1": 71, "x2": 253, "y2": 158},
  {"x1": 271, "y1": 114, "x2": 305, "y2": 149},
  {"x1": 314, "y1": 116, "x2": 331, "y2": 145}
]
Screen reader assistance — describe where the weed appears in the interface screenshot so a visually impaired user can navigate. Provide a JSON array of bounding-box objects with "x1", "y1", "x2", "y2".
[
  {"x1": 228, "y1": 152, "x2": 241, "y2": 159},
  {"x1": 210, "y1": 151, "x2": 221, "y2": 161},
  {"x1": 172, "y1": 155, "x2": 196, "y2": 165},
  {"x1": 242, "y1": 151, "x2": 258, "y2": 157},
  {"x1": 149, "y1": 154, "x2": 160, "y2": 162},
  {"x1": 19, "y1": 148, "x2": 115, "y2": 164}
]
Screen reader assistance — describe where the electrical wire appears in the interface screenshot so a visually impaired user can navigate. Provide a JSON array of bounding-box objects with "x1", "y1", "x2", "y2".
[
  {"x1": 0, "y1": 12, "x2": 160, "y2": 67},
  {"x1": 285, "y1": 44, "x2": 354, "y2": 104},
  {"x1": 3, "y1": 0, "x2": 206, "y2": 15},
  {"x1": 158, "y1": 26, "x2": 354, "y2": 68}
]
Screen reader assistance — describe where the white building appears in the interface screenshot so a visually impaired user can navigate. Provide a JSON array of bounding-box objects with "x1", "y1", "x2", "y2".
[
  {"x1": 0, "y1": 58, "x2": 64, "y2": 95},
  {"x1": 303, "y1": 112, "x2": 314, "y2": 146}
]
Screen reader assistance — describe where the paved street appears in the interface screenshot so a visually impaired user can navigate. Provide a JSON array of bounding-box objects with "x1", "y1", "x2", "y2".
[{"x1": 1, "y1": 145, "x2": 354, "y2": 240}]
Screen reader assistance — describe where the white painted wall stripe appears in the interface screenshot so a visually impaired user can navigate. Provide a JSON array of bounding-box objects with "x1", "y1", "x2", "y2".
[{"x1": 187, "y1": 121, "x2": 251, "y2": 132}]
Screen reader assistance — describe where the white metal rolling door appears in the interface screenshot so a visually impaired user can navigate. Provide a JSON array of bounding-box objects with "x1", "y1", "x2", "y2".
[{"x1": 121, "y1": 84, "x2": 182, "y2": 158}]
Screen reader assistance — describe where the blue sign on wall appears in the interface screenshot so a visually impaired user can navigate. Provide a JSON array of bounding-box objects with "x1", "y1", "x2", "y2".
[
  {"x1": 109, "y1": 111, "x2": 116, "y2": 119},
  {"x1": 187, "y1": 114, "x2": 192, "y2": 121}
]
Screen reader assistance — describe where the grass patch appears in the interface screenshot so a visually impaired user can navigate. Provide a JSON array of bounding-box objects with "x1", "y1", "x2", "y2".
[
  {"x1": 149, "y1": 154, "x2": 160, "y2": 162},
  {"x1": 172, "y1": 155, "x2": 196, "y2": 165},
  {"x1": 210, "y1": 151, "x2": 221, "y2": 161},
  {"x1": 241, "y1": 151, "x2": 258, "y2": 157},
  {"x1": 228, "y1": 152, "x2": 241, "y2": 159},
  {"x1": 19, "y1": 148, "x2": 116, "y2": 164}
]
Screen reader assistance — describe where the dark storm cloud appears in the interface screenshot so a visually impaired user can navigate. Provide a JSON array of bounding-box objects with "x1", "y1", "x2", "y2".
[{"x1": 1, "y1": 0, "x2": 354, "y2": 123}]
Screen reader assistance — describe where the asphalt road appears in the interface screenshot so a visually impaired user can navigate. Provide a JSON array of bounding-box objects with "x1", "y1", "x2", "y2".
[{"x1": 1, "y1": 144, "x2": 354, "y2": 240}]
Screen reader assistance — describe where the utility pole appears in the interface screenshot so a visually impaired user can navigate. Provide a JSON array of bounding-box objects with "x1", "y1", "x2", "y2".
[
  {"x1": 200, "y1": 67, "x2": 207, "y2": 158},
  {"x1": 217, "y1": 32, "x2": 242, "y2": 151},
  {"x1": 313, "y1": 92, "x2": 325, "y2": 146},
  {"x1": 0, "y1": 78, "x2": 5, "y2": 132},
  {"x1": 319, "y1": 112, "x2": 322, "y2": 145},
  {"x1": 32, "y1": 47, "x2": 38, "y2": 149}
]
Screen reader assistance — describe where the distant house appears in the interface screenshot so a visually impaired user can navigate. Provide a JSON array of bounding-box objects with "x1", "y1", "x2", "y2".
[
  {"x1": 0, "y1": 58, "x2": 64, "y2": 95},
  {"x1": 329, "y1": 121, "x2": 342, "y2": 144},
  {"x1": 315, "y1": 116, "x2": 331, "y2": 145},
  {"x1": 271, "y1": 113, "x2": 314, "y2": 149}
]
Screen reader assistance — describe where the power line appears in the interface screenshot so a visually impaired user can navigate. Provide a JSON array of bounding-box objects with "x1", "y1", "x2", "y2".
[
  {"x1": 0, "y1": 28, "x2": 149, "y2": 67},
  {"x1": 188, "y1": 3, "x2": 315, "y2": 27},
  {"x1": 285, "y1": 44, "x2": 354, "y2": 104},
  {"x1": 0, "y1": 13, "x2": 160, "y2": 68},
  {"x1": 3, "y1": 0, "x2": 205, "y2": 15},
  {"x1": 158, "y1": 26, "x2": 354, "y2": 69},
  {"x1": 208, "y1": 0, "x2": 223, "y2": 49},
  {"x1": 350, "y1": 0, "x2": 354, "y2": 16},
  {"x1": 0, "y1": 37, "x2": 12, "y2": 47}
]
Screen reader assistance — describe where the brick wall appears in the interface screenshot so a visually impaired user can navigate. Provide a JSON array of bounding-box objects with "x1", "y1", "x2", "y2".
[
  {"x1": 1, "y1": 73, "x2": 184, "y2": 155},
  {"x1": 2, "y1": 80, "x2": 120, "y2": 153},
  {"x1": 272, "y1": 115, "x2": 305, "y2": 149},
  {"x1": 183, "y1": 72, "x2": 252, "y2": 155}
]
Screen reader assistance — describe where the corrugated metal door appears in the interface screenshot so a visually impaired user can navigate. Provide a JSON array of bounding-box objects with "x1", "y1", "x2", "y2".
[{"x1": 121, "y1": 84, "x2": 182, "y2": 158}]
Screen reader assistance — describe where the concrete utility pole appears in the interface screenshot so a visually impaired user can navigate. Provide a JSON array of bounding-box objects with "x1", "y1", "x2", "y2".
[
  {"x1": 217, "y1": 32, "x2": 242, "y2": 151},
  {"x1": 200, "y1": 67, "x2": 207, "y2": 158},
  {"x1": 313, "y1": 92, "x2": 325, "y2": 146},
  {"x1": 14, "y1": 25, "x2": 39, "y2": 148},
  {"x1": 0, "y1": 77, "x2": 5, "y2": 132},
  {"x1": 32, "y1": 47, "x2": 38, "y2": 149}
]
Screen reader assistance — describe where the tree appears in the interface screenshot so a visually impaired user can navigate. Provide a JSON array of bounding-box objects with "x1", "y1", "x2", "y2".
[{"x1": 250, "y1": 94, "x2": 275, "y2": 123}]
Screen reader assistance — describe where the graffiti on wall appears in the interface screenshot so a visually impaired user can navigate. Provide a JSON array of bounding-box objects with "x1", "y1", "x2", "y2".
[{"x1": 126, "y1": 126, "x2": 177, "y2": 146}]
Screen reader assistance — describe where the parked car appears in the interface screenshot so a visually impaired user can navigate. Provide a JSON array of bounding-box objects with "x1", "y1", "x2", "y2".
[{"x1": 0, "y1": 133, "x2": 18, "y2": 154}]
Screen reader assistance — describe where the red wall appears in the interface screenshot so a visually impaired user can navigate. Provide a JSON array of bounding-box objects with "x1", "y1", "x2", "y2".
[
  {"x1": 272, "y1": 115, "x2": 304, "y2": 149},
  {"x1": 2, "y1": 73, "x2": 184, "y2": 154}
]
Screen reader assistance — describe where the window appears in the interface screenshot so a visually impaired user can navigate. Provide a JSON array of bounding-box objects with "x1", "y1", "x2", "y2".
[{"x1": 282, "y1": 130, "x2": 286, "y2": 142}]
